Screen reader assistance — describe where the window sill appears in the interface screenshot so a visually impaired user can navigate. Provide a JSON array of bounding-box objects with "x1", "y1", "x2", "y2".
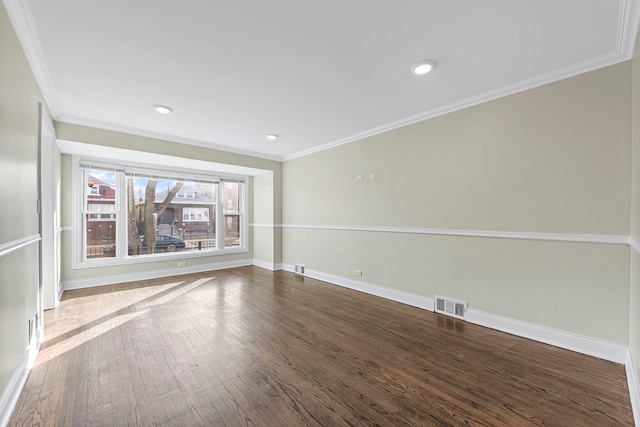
[{"x1": 72, "y1": 246, "x2": 249, "y2": 269}]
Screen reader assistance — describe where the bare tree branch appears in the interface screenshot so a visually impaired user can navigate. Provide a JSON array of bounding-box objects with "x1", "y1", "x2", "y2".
[
  {"x1": 155, "y1": 181, "x2": 183, "y2": 216},
  {"x1": 127, "y1": 177, "x2": 141, "y2": 255},
  {"x1": 142, "y1": 180, "x2": 184, "y2": 254}
]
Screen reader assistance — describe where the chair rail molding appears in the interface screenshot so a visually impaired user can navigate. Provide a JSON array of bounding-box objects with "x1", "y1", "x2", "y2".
[{"x1": 0, "y1": 234, "x2": 41, "y2": 258}]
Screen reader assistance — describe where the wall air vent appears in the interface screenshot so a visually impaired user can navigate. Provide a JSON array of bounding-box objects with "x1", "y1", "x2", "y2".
[
  {"x1": 294, "y1": 263, "x2": 305, "y2": 275},
  {"x1": 434, "y1": 295, "x2": 467, "y2": 320}
]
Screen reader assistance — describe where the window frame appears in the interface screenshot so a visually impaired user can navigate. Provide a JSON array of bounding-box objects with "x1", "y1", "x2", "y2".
[
  {"x1": 182, "y1": 207, "x2": 210, "y2": 222},
  {"x1": 72, "y1": 156, "x2": 249, "y2": 269}
]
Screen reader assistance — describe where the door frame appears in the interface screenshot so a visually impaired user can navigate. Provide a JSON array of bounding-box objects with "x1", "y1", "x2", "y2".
[{"x1": 39, "y1": 103, "x2": 59, "y2": 310}]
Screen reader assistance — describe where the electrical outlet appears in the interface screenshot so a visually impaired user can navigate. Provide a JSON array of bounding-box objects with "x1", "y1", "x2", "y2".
[
  {"x1": 356, "y1": 175, "x2": 364, "y2": 182},
  {"x1": 368, "y1": 173, "x2": 377, "y2": 180},
  {"x1": 178, "y1": 261, "x2": 187, "y2": 267},
  {"x1": 355, "y1": 270, "x2": 362, "y2": 277}
]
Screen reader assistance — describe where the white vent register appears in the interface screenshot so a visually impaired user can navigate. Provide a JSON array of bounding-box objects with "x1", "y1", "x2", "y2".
[
  {"x1": 294, "y1": 263, "x2": 306, "y2": 275},
  {"x1": 434, "y1": 295, "x2": 468, "y2": 320}
]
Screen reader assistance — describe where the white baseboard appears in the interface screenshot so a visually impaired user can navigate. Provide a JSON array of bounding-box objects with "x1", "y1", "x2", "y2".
[
  {"x1": 252, "y1": 259, "x2": 276, "y2": 271},
  {"x1": 281, "y1": 264, "x2": 434, "y2": 311},
  {"x1": 0, "y1": 330, "x2": 42, "y2": 427},
  {"x1": 252, "y1": 260, "x2": 284, "y2": 271},
  {"x1": 281, "y1": 263, "x2": 627, "y2": 364},
  {"x1": 628, "y1": 349, "x2": 640, "y2": 427},
  {"x1": 57, "y1": 283, "x2": 64, "y2": 303},
  {"x1": 465, "y1": 309, "x2": 627, "y2": 364},
  {"x1": 61, "y1": 259, "x2": 253, "y2": 291}
]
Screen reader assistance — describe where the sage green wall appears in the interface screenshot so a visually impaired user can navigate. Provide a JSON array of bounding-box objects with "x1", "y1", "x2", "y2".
[
  {"x1": 252, "y1": 172, "x2": 275, "y2": 264},
  {"x1": 56, "y1": 124, "x2": 282, "y2": 283},
  {"x1": 282, "y1": 62, "x2": 632, "y2": 344},
  {"x1": 630, "y1": 34, "x2": 640, "y2": 384},
  {"x1": 0, "y1": 2, "x2": 46, "y2": 405},
  {"x1": 282, "y1": 229, "x2": 630, "y2": 343}
]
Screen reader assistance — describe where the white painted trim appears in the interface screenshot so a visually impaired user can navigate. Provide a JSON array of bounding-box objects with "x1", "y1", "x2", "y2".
[
  {"x1": 249, "y1": 223, "x2": 277, "y2": 228},
  {"x1": 2, "y1": 0, "x2": 58, "y2": 116},
  {"x1": 273, "y1": 263, "x2": 283, "y2": 271},
  {"x1": 465, "y1": 309, "x2": 627, "y2": 364},
  {"x1": 619, "y1": 0, "x2": 640, "y2": 57},
  {"x1": 59, "y1": 226, "x2": 72, "y2": 232},
  {"x1": 280, "y1": 264, "x2": 628, "y2": 364},
  {"x1": 7, "y1": 0, "x2": 637, "y2": 167},
  {"x1": 57, "y1": 281, "x2": 64, "y2": 302},
  {"x1": 6, "y1": 0, "x2": 638, "y2": 164},
  {"x1": 59, "y1": 140, "x2": 270, "y2": 177},
  {"x1": 626, "y1": 349, "x2": 640, "y2": 427},
  {"x1": 630, "y1": 237, "x2": 640, "y2": 255},
  {"x1": 0, "y1": 234, "x2": 41, "y2": 258},
  {"x1": 279, "y1": 224, "x2": 629, "y2": 245},
  {"x1": 60, "y1": 258, "x2": 253, "y2": 291},
  {"x1": 252, "y1": 259, "x2": 276, "y2": 271},
  {"x1": 57, "y1": 117, "x2": 283, "y2": 162},
  {"x1": 282, "y1": 51, "x2": 628, "y2": 161},
  {"x1": 40, "y1": 104, "x2": 59, "y2": 311},
  {"x1": 0, "y1": 325, "x2": 41, "y2": 427},
  {"x1": 282, "y1": 264, "x2": 435, "y2": 311},
  {"x1": 71, "y1": 155, "x2": 250, "y2": 269}
]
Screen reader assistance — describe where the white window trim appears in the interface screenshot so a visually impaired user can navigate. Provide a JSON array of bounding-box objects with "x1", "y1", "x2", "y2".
[
  {"x1": 87, "y1": 213, "x2": 116, "y2": 221},
  {"x1": 182, "y1": 207, "x2": 210, "y2": 222},
  {"x1": 176, "y1": 191, "x2": 196, "y2": 199},
  {"x1": 72, "y1": 156, "x2": 249, "y2": 269}
]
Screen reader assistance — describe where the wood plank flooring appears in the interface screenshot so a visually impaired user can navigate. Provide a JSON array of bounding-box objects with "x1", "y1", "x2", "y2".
[{"x1": 8, "y1": 266, "x2": 634, "y2": 426}]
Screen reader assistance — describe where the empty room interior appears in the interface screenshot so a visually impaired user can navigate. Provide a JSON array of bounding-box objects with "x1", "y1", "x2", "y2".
[{"x1": 2, "y1": 0, "x2": 640, "y2": 426}]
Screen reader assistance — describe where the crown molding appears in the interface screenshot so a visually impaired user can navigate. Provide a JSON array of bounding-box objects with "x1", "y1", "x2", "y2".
[
  {"x1": 619, "y1": 0, "x2": 640, "y2": 57},
  {"x1": 282, "y1": 51, "x2": 628, "y2": 162},
  {"x1": 2, "y1": 0, "x2": 58, "y2": 115},
  {"x1": 283, "y1": 0, "x2": 640, "y2": 162},
  {"x1": 55, "y1": 116, "x2": 283, "y2": 162},
  {"x1": 6, "y1": 0, "x2": 639, "y2": 163}
]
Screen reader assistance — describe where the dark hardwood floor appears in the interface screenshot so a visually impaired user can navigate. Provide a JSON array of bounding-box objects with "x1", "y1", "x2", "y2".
[{"x1": 8, "y1": 266, "x2": 634, "y2": 426}]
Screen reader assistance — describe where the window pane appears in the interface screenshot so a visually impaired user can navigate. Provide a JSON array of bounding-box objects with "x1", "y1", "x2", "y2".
[
  {"x1": 128, "y1": 178, "x2": 217, "y2": 255},
  {"x1": 85, "y1": 169, "x2": 117, "y2": 259},
  {"x1": 224, "y1": 214, "x2": 240, "y2": 247},
  {"x1": 223, "y1": 182, "x2": 241, "y2": 248},
  {"x1": 223, "y1": 182, "x2": 240, "y2": 213}
]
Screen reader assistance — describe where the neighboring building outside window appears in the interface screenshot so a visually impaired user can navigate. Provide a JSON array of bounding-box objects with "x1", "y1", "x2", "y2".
[
  {"x1": 84, "y1": 172, "x2": 117, "y2": 259},
  {"x1": 75, "y1": 160, "x2": 247, "y2": 266}
]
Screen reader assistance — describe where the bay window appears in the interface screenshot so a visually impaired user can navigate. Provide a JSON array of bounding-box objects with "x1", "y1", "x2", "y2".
[{"x1": 74, "y1": 158, "x2": 248, "y2": 267}]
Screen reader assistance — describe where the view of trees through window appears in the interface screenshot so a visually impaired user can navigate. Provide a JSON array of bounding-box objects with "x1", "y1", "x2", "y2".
[
  {"x1": 82, "y1": 167, "x2": 243, "y2": 260},
  {"x1": 127, "y1": 177, "x2": 217, "y2": 256}
]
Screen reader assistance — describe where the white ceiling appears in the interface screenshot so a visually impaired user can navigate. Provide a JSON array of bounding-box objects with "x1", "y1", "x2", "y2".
[{"x1": 7, "y1": 0, "x2": 640, "y2": 161}]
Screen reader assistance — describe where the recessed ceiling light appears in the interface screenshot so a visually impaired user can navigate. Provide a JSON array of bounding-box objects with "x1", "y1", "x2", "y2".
[
  {"x1": 154, "y1": 104, "x2": 173, "y2": 114},
  {"x1": 411, "y1": 60, "x2": 437, "y2": 75},
  {"x1": 266, "y1": 134, "x2": 278, "y2": 140}
]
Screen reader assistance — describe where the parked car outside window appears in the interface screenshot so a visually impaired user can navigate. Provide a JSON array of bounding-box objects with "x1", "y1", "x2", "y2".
[{"x1": 102, "y1": 235, "x2": 186, "y2": 256}]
